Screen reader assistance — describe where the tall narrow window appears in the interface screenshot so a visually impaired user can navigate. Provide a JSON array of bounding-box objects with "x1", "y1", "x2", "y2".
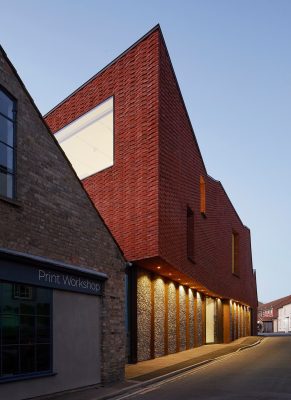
[
  {"x1": 187, "y1": 206, "x2": 194, "y2": 261},
  {"x1": 0, "y1": 89, "x2": 16, "y2": 199},
  {"x1": 200, "y1": 176, "x2": 206, "y2": 215},
  {"x1": 232, "y1": 231, "x2": 239, "y2": 275}
]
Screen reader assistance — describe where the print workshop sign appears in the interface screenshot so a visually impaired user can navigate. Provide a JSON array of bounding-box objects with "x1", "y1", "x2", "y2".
[{"x1": 0, "y1": 257, "x2": 104, "y2": 296}]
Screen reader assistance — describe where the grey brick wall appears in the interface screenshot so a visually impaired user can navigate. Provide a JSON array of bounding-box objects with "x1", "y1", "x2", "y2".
[{"x1": 0, "y1": 47, "x2": 125, "y2": 383}]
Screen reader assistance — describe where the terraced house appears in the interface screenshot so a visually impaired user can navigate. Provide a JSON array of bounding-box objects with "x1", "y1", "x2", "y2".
[{"x1": 45, "y1": 25, "x2": 258, "y2": 363}]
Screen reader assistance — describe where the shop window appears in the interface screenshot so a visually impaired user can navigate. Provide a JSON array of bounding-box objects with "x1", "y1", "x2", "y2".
[
  {"x1": 0, "y1": 281, "x2": 52, "y2": 380},
  {"x1": 232, "y1": 231, "x2": 239, "y2": 276},
  {"x1": 55, "y1": 96, "x2": 114, "y2": 179},
  {"x1": 187, "y1": 206, "x2": 194, "y2": 262},
  {"x1": 0, "y1": 88, "x2": 16, "y2": 199},
  {"x1": 200, "y1": 176, "x2": 206, "y2": 215}
]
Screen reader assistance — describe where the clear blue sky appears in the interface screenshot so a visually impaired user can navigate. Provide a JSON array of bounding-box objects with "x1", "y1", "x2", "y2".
[{"x1": 1, "y1": 0, "x2": 290, "y2": 303}]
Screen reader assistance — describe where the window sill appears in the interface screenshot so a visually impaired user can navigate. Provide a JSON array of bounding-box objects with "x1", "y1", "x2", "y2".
[
  {"x1": 0, "y1": 194, "x2": 21, "y2": 207},
  {"x1": 0, "y1": 371, "x2": 56, "y2": 384}
]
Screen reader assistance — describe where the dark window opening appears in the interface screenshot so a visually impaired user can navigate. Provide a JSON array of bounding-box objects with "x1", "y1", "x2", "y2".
[
  {"x1": 232, "y1": 232, "x2": 239, "y2": 276},
  {"x1": 200, "y1": 176, "x2": 206, "y2": 215},
  {"x1": 0, "y1": 88, "x2": 16, "y2": 199},
  {"x1": 0, "y1": 282, "x2": 52, "y2": 380},
  {"x1": 187, "y1": 207, "x2": 195, "y2": 262}
]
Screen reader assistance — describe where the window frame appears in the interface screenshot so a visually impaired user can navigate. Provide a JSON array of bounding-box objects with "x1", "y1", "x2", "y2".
[
  {"x1": 0, "y1": 281, "x2": 53, "y2": 382},
  {"x1": 200, "y1": 175, "x2": 206, "y2": 216},
  {"x1": 0, "y1": 85, "x2": 17, "y2": 201},
  {"x1": 187, "y1": 206, "x2": 195, "y2": 263},
  {"x1": 232, "y1": 231, "x2": 239, "y2": 276}
]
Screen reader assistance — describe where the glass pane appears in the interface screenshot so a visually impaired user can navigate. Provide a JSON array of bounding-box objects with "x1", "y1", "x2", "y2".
[
  {"x1": 36, "y1": 316, "x2": 50, "y2": 343},
  {"x1": 1, "y1": 283, "x2": 19, "y2": 314},
  {"x1": 20, "y1": 345, "x2": 35, "y2": 373},
  {"x1": 20, "y1": 302, "x2": 35, "y2": 315},
  {"x1": 0, "y1": 142, "x2": 14, "y2": 172},
  {"x1": 0, "y1": 114, "x2": 13, "y2": 146},
  {"x1": 37, "y1": 303, "x2": 50, "y2": 316},
  {"x1": 1, "y1": 315, "x2": 19, "y2": 344},
  {"x1": 0, "y1": 90, "x2": 13, "y2": 119},
  {"x1": 2, "y1": 345, "x2": 19, "y2": 376},
  {"x1": 0, "y1": 171, "x2": 13, "y2": 198},
  {"x1": 36, "y1": 344, "x2": 51, "y2": 372},
  {"x1": 36, "y1": 287, "x2": 52, "y2": 316},
  {"x1": 20, "y1": 315, "x2": 35, "y2": 344}
]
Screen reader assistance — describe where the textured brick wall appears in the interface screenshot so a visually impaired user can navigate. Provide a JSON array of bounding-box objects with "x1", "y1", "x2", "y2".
[
  {"x1": 158, "y1": 34, "x2": 257, "y2": 316},
  {"x1": 46, "y1": 30, "x2": 160, "y2": 263},
  {"x1": 0, "y1": 47, "x2": 125, "y2": 383},
  {"x1": 46, "y1": 27, "x2": 257, "y2": 331}
]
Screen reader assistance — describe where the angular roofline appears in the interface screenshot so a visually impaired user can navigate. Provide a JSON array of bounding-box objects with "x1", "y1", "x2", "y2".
[
  {"x1": 258, "y1": 294, "x2": 291, "y2": 310},
  {"x1": 45, "y1": 24, "x2": 208, "y2": 175},
  {"x1": 157, "y1": 29, "x2": 207, "y2": 174},
  {"x1": 0, "y1": 45, "x2": 125, "y2": 260},
  {"x1": 207, "y1": 174, "x2": 250, "y2": 229},
  {"x1": 44, "y1": 24, "x2": 252, "y2": 241},
  {"x1": 44, "y1": 24, "x2": 161, "y2": 118}
]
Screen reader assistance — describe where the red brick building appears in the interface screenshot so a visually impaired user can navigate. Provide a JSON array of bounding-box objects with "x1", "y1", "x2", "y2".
[{"x1": 46, "y1": 25, "x2": 258, "y2": 362}]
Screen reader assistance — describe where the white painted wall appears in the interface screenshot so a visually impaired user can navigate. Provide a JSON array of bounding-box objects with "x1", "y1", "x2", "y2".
[{"x1": 278, "y1": 303, "x2": 291, "y2": 332}]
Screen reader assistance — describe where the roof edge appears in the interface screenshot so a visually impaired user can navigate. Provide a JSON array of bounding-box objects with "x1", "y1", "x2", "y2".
[
  {"x1": 0, "y1": 45, "x2": 125, "y2": 260},
  {"x1": 44, "y1": 24, "x2": 161, "y2": 118}
]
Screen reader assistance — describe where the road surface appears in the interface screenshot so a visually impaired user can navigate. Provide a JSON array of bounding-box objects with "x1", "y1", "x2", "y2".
[{"x1": 116, "y1": 337, "x2": 291, "y2": 400}]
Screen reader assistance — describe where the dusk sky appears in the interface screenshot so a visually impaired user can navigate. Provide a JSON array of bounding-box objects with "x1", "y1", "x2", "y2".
[{"x1": 1, "y1": 0, "x2": 290, "y2": 303}]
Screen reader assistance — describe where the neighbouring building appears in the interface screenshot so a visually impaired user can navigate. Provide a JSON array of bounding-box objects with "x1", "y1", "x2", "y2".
[
  {"x1": 258, "y1": 295, "x2": 291, "y2": 333},
  {"x1": 45, "y1": 25, "x2": 258, "y2": 363},
  {"x1": 0, "y1": 45, "x2": 125, "y2": 399},
  {"x1": 278, "y1": 303, "x2": 291, "y2": 333}
]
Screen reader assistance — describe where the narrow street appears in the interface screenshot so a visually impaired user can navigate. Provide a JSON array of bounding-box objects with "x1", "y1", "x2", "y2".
[{"x1": 116, "y1": 337, "x2": 291, "y2": 400}]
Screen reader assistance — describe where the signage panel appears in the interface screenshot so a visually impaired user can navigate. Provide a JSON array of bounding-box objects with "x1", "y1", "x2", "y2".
[{"x1": 0, "y1": 259, "x2": 103, "y2": 296}]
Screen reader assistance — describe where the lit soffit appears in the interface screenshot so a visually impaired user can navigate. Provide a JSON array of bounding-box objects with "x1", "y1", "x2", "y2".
[{"x1": 55, "y1": 97, "x2": 114, "y2": 180}]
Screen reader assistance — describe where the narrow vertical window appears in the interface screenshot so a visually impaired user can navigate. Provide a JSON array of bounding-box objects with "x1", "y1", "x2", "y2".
[
  {"x1": 0, "y1": 89, "x2": 16, "y2": 199},
  {"x1": 187, "y1": 206, "x2": 194, "y2": 261},
  {"x1": 200, "y1": 176, "x2": 206, "y2": 215},
  {"x1": 232, "y1": 231, "x2": 239, "y2": 275}
]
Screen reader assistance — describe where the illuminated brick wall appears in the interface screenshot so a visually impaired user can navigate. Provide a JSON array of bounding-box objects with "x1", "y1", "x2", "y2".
[{"x1": 46, "y1": 26, "x2": 257, "y2": 336}]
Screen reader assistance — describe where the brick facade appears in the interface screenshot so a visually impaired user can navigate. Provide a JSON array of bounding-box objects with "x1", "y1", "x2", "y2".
[
  {"x1": 45, "y1": 26, "x2": 258, "y2": 360},
  {"x1": 0, "y1": 46, "x2": 125, "y2": 383}
]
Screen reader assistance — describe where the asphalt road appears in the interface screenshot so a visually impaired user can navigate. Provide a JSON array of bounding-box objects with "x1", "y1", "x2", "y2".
[{"x1": 116, "y1": 337, "x2": 291, "y2": 400}]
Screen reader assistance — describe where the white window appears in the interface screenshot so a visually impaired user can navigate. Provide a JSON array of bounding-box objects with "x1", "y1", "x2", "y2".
[{"x1": 55, "y1": 97, "x2": 114, "y2": 179}]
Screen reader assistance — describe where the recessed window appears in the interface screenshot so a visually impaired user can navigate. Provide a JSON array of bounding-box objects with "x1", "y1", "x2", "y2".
[
  {"x1": 55, "y1": 97, "x2": 114, "y2": 180},
  {"x1": 187, "y1": 206, "x2": 194, "y2": 261},
  {"x1": 0, "y1": 282, "x2": 52, "y2": 380},
  {"x1": 200, "y1": 176, "x2": 206, "y2": 215},
  {"x1": 0, "y1": 89, "x2": 16, "y2": 199},
  {"x1": 232, "y1": 231, "x2": 239, "y2": 275}
]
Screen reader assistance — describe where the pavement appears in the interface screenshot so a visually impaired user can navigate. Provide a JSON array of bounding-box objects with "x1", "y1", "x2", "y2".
[{"x1": 35, "y1": 336, "x2": 262, "y2": 400}]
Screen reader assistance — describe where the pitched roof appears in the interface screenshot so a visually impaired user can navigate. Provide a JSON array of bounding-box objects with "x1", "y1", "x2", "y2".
[
  {"x1": 258, "y1": 295, "x2": 291, "y2": 310},
  {"x1": 258, "y1": 295, "x2": 291, "y2": 320}
]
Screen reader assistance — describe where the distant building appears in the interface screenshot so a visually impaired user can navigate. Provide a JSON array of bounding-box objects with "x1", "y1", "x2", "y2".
[
  {"x1": 45, "y1": 25, "x2": 258, "y2": 363},
  {"x1": 278, "y1": 303, "x2": 291, "y2": 333},
  {"x1": 258, "y1": 295, "x2": 291, "y2": 333}
]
